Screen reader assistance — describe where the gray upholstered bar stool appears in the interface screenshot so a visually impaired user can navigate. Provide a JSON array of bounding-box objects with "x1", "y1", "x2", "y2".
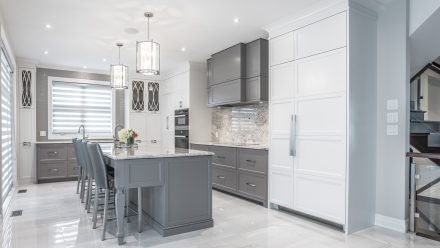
[
  {"x1": 72, "y1": 138, "x2": 83, "y2": 195},
  {"x1": 73, "y1": 138, "x2": 88, "y2": 202},
  {"x1": 80, "y1": 140, "x2": 96, "y2": 212},
  {"x1": 87, "y1": 143, "x2": 114, "y2": 240}
]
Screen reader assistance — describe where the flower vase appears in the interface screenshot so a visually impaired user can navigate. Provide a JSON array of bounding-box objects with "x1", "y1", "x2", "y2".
[{"x1": 126, "y1": 137, "x2": 134, "y2": 147}]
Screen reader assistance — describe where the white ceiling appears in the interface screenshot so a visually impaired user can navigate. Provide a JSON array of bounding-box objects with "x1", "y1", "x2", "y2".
[{"x1": 0, "y1": 0, "x2": 334, "y2": 75}]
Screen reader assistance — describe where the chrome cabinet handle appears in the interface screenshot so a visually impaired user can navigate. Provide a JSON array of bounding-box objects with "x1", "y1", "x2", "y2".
[
  {"x1": 245, "y1": 159, "x2": 256, "y2": 163},
  {"x1": 48, "y1": 151, "x2": 58, "y2": 155},
  {"x1": 217, "y1": 175, "x2": 225, "y2": 179},
  {"x1": 22, "y1": 142, "x2": 31, "y2": 147},
  {"x1": 166, "y1": 116, "x2": 169, "y2": 130},
  {"x1": 216, "y1": 155, "x2": 225, "y2": 159},
  {"x1": 49, "y1": 168, "x2": 58, "y2": 172},
  {"x1": 289, "y1": 114, "x2": 296, "y2": 157},
  {"x1": 246, "y1": 182, "x2": 257, "y2": 187}
]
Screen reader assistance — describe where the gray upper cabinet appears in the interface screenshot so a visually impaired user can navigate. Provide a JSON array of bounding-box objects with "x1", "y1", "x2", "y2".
[
  {"x1": 245, "y1": 39, "x2": 269, "y2": 103},
  {"x1": 206, "y1": 39, "x2": 268, "y2": 106},
  {"x1": 246, "y1": 39, "x2": 268, "y2": 78},
  {"x1": 210, "y1": 43, "x2": 246, "y2": 85}
]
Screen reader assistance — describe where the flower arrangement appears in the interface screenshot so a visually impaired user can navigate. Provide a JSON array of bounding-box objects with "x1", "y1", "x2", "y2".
[{"x1": 118, "y1": 128, "x2": 138, "y2": 145}]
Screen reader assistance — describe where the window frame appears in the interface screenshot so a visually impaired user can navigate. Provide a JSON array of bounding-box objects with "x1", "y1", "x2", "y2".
[{"x1": 47, "y1": 76, "x2": 115, "y2": 140}]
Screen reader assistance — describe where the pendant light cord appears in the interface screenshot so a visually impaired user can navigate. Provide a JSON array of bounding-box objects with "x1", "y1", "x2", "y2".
[
  {"x1": 147, "y1": 16, "x2": 150, "y2": 41},
  {"x1": 118, "y1": 45, "x2": 121, "y2": 64}
]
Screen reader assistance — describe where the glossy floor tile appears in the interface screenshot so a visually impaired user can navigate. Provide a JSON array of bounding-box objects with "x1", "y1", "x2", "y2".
[{"x1": 2, "y1": 181, "x2": 439, "y2": 247}]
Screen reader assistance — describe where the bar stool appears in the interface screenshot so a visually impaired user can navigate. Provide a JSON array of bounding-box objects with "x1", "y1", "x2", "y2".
[
  {"x1": 86, "y1": 143, "x2": 114, "y2": 241},
  {"x1": 80, "y1": 140, "x2": 95, "y2": 212},
  {"x1": 73, "y1": 139, "x2": 88, "y2": 202},
  {"x1": 72, "y1": 138, "x2": 83, "y2": 195}
]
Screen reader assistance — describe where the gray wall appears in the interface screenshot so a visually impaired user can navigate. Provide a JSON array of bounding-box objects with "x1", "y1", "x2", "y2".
[
  {"x1": 375, "y1": 0, "x2": 410, "y2": 225},
  {"x1": 36, "y1": 68, "x2": 125, "y2": 141}
]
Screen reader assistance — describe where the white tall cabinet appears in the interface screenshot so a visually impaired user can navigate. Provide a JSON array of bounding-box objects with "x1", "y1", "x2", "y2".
[{"x1": 267, "y1": 1, "x2": 377, "y2": 233}]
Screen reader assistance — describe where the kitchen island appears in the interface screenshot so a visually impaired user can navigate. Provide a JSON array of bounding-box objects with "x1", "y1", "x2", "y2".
[{"x1": 102, "y1": 144, "x2": 214, "y2": 245}]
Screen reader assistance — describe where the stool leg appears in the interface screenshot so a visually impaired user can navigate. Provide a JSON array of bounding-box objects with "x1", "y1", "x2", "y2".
[
  {"x1": 102, "y1": 189, "x2": 109, "y2": 241},
  {"x1": 138, "y1": 187, "x2": 142, "y2": 233},
  {"x1": 92, "y1": 187, "x2": 99, "y2": 229},
  {"x1": 85, "y1": 177, "x2": 92, "y2": 211},
  {"x1": 80, "y1": 171, "x2": 86, "y2": 202},
  {"x1": 76, "y1": 167, "x2": 82, "y2": 194}
]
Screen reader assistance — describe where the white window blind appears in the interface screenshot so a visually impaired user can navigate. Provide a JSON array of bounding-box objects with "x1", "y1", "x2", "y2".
[
  {"x1": 50, "y1": 81, "x2": 113, "y2": 137},
  {"x1": 1, "y1": 49, "x2": 14, "y2": 204}
]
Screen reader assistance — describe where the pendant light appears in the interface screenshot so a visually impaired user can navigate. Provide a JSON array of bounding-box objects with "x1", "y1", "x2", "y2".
[
  {"x1": 110, "y1": 43, "x2": 128, "y2": 89},
  {"x1": 136, "y1": 12, "x2": 160, "y2": 75}
]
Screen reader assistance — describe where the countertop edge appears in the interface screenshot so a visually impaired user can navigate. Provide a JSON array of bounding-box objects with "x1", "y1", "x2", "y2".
[{"x1": 190, "y1": 142, "x2": 269, "y2": 150}]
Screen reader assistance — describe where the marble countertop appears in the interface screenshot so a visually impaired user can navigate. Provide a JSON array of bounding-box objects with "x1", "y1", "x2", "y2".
[
  {"x1": 101, "y1": 143, "x2": 214, "y2": 160},
  {"x1": 35, "y1": 139, "x2": 115, "y2": 144},
  {"x1": 191, "y1": 141, "x2": 268, "y2": 150}
]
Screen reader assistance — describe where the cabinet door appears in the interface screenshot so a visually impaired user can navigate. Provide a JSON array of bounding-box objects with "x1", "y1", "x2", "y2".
[
  {"x1": 207, "y1": 58, "x2": 213, "y2": 86},
  {"x1": 210, "y1": 79, "x2": 244, "y2": 105},
  {"x1": 270, "y1": 32, "x2": 294, "y2": 66},
  {"x1": 211, "y1": 44, "x2": 245, "y2": 85},
  {"x1": 145, "y1": 113, "x2": 161, "y2": 144},
  {"x1": 292, "y1": 47, "x2": 347, "y2": 224},
  {"x1": 270, "y1": 62, "x2": 295, "y2": 101},
  {"x1": 129, "y1": 112, "x2": 147, "y2": 142},
  {"x1": 295, "y1": 12, "x2": 346, "y2": 59}
]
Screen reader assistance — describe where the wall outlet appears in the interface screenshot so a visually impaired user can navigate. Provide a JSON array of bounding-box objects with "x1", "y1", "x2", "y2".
[{"x1": 39, "y1": 131, "x2": 46, "y2": 137}]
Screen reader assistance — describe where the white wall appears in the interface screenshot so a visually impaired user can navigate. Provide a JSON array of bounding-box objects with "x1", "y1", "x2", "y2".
[
  {"x1": 375, "y1": 0, "x2": 410, "y2": 233},
  {"x1": 409, "y1": 0, "x2": 440, "y2": 35}
]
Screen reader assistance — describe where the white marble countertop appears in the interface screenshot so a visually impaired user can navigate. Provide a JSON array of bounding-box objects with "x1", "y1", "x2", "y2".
[
  {"x1": 35, "y1": 139, "x2": 115, "y2": 144},
  {"x1": 191, "y1": 141, "x2": 268, "y2": 150},
  {"x1": 101, "y1": 143, "x2": 214, "y2": 160}
]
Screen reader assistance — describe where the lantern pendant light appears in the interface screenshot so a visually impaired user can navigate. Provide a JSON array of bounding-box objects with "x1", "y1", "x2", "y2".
[
  {"x1": 136, "y1": 12, "x2": 160, "y2": 75},
  {"x1": 110, "y1": 43, "x2": 129, "y2": 89}
]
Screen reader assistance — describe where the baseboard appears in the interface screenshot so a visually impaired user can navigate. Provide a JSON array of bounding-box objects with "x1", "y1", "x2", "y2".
[
  {"x1": 375, "y1": 214, "x2": 408, "y2": 233},
  {"x1": 18, "y1": 177, "x2": 36, "y2": 186}
]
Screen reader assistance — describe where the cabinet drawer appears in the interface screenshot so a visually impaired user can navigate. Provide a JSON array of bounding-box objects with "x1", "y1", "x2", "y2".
[
  {"x1": 38, "y1": 144, "x2": 67, "y2": 161},
  {"x1": 211, "y1": 146, "x2": 237, "y2": 168},
  {"x1": 212, "y1": 165, "x2": 237, "y2": 191},
  {"x1": 67, "y1": 144, "x2": 77, "y2": 160},
  {"x1": 238, "y1": 171, "x2": 267, "y2": 200},
  {"x1": 238, "y1": 148, "x2": 268, "y2": 174},
  {"x1": 38, "y1": 161, "x2": 68, "y2": 179},
  {"x1": 68, "y1": 160, "x2": 80, "y2": 177}
]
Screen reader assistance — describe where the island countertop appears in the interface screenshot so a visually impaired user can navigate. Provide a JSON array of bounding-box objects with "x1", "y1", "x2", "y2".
[{"x1": 101, "y1": 143, "x2": 214, "y2": 160}]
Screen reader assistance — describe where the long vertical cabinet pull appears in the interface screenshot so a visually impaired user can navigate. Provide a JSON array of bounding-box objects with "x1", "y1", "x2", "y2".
[
  {"x1": 289, "y1": 114, "x2": 296, "y2": 156},
  {"x1": 166, "y1": 116, "x2": 169, "y2": 130}
]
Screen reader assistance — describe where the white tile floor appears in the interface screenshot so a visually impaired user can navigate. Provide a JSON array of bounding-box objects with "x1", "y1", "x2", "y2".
[{"x1": 2, "y1": 181, "x2": 440, "y2": 248}]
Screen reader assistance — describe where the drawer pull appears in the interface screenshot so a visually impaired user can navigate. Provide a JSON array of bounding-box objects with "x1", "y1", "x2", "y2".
[
  {"x1": 217, "y1": 175, "x2": 225, "y2": 179},
  {"x1": 48, "y1": 151, "x2": 58, "y2": 155},
  {"x1": 216, "y1": 155, "x2": 225, "y2": 159},
  {"x1": 246, "y1": 182, "x2": 257, "y2": 187},
  {"x1": 245, "y1": 159, "x2": 256, "y2": 163},
  {"x1": 49, "y1": 168, "x2": 59, "y2": 172}
]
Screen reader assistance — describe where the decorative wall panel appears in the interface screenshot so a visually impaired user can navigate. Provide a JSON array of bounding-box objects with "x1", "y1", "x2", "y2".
[
  {"x1": 131, "y1": 80, "x2": 145, "y2": 111},
  {"x1": 212, "y1": 103, "x2": 268, "y2": 145},
  {"x1": 21, "y1": 70, "x2": 32, "y2": 107},
  {"x1": 148, "y1": 82, "x2": 159, "y2": 112}
]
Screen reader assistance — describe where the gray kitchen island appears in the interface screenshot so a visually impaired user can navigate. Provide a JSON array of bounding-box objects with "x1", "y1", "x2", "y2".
[{"x1": 102, "y1": 144, "x2": 214, "y2": 245}]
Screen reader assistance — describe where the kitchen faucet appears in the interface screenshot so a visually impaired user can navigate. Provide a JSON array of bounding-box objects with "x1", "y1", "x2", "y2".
[
  {"x1": 114, "y1": 125, "x2": 124, "y2": 141},
  {"x1": 78, "y1": 125, "x2": 86, "y2": 140}
]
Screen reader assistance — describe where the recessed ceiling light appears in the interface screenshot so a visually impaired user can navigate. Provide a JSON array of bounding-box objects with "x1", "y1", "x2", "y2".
[
  {"x1": 181, "y1": 47, "x2": 186, "y2": 52},
  {"x1": 233, "y1": 18, "x2": 240, "y2": 23},
  {"x1": 103, "y1": 58, "x2": 107, "y2": 62},
  {"x1": 45, "y1": 24, "x2": 52, "y2": 29},
  {"x1": 44, "y1": 50, "x2": 48, "y2": 55}
]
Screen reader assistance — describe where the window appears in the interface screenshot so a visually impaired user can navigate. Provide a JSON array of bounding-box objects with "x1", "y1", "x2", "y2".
[
  {"x1": 1, "y1": 47, "x2": 14, "y2": 210},
  {"x1": 48, "y1": 77, "x2": 113, "y2": 139}
]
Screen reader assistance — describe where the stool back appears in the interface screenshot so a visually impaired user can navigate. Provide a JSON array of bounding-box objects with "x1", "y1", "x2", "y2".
[{"x1": 86, "y1": 143, "x2": 109, "y2": 189}]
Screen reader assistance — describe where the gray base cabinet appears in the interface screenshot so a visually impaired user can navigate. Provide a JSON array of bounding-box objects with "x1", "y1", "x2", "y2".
[
  {"x1": 191, "y1": 143, "x2": 268, "y2": 207},
  {"x1": 37, "y1": 143, "x2": 79, "y2": 183}
]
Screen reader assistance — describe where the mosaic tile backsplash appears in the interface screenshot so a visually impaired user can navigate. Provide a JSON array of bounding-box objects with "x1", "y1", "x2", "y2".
[{"x1": 211, "y1": 103, "x2": 268, "y2": 145}]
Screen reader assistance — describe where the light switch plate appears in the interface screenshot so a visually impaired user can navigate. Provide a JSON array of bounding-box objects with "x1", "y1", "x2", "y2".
[
  {"x1": 39, "y1": 131, "x2": 46, "y2": 137},
  {"x1": 387, "y1": 125, "x2": 398, "y2": 136},
  {"x1": 387, "y1": 99, "x2": 398, "y2": 110},
  {"x1": 387, "y1": 112, "x2": 398, "y2": 123}
]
